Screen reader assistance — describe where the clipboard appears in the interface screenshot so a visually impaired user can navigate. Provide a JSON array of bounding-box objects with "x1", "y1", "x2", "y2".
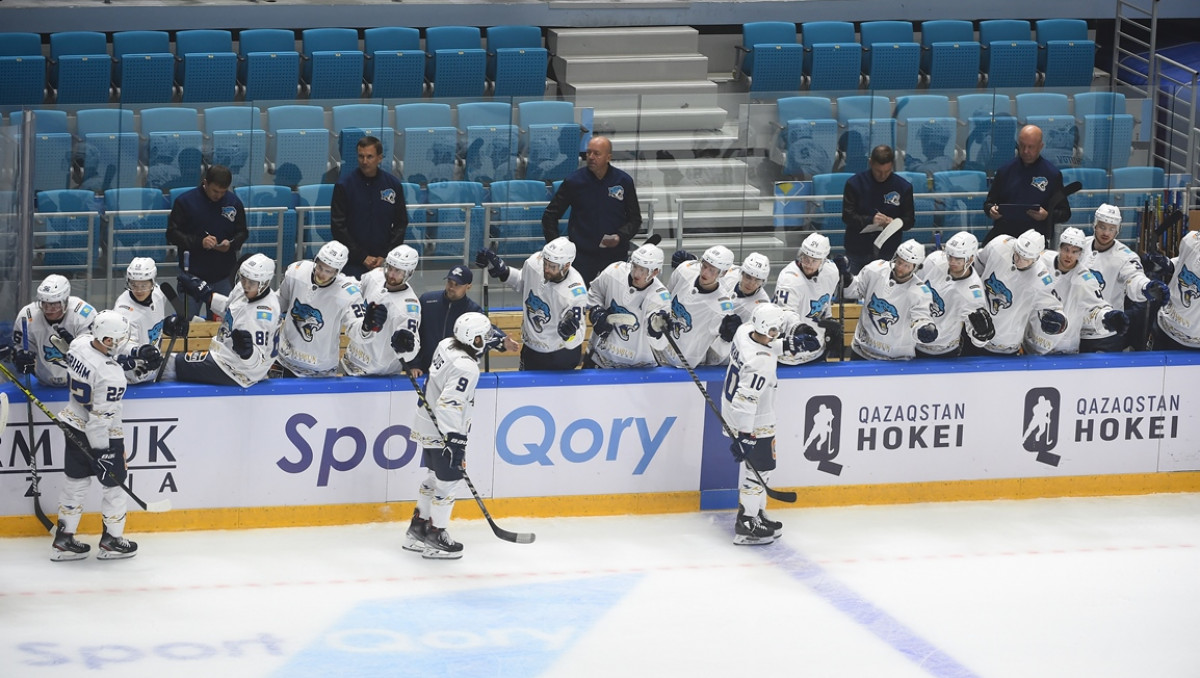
[{"x1": 998, "y1": 204, "x2": 1041, "y2": 220}]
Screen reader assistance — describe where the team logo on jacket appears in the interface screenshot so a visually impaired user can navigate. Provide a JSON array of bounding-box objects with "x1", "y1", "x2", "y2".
[
  {"x1": 1022, "y1": 387, "x2": 1060, "y2": 466},
  {"x1": 608, "y1": 186, "x2": 624, "y2": 201},
  {"x1": 525, "y1": 292, "x2": 552, "y2": 333},
  {"x1": 803, "y1": 396, "x2": 842, "y2": 475},
  {"x1": 884, "y1": 191, "x2": 901, "y2": 207},
  {"x1": 1031, "y1": 176, "x2": 1049, "y2": 192},
  {"x1": 1179, "y1": 264, "x2": 1200, "y2": 308},
  {"x1": 984, "y1": 273, "x2": 1013, "y2": 314},
  {"x1": 381, "y1": 188, "x2": 397, "y2": 205},
  {"x1": 866, "y1": 294, "x2": 899, "y2": 334},
  {"x1": 290, "y1": 300, "x2": 325, "y2": 341},
  {"x1": 221, "y1": 206, "x2": 237, "y2": 222}
]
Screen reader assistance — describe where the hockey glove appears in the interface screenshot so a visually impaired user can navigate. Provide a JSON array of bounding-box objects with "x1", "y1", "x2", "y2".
[
  {"x1": 718, "y1": 314, "x2": 742, "y2": 343},
  {"x1": 588, "y1": 307, "x2": 613, "y2": 338},
  {"x1": 1102, "y1": 309, "x2": 1131, "y2": 335},
  {"x1": 163, "y1": 314, "x2": 189, "y2": 338},
  {"x1": 1039, "y1": 309, "x2": 1068, "y2": 335},
  {"x1": 230, "y1": 329, "x2": 254, "y2": 360},
  {"x1": 391, "y1": 328, "x2": 416, "y2": 354},
  {"x1": 484, "y1": 328, "x2": 507, "y2": 353},
  {"x1": 474, "y1": 248, "x2": 509, "y2": 281},
  {"x1": 443, "y1": 432, "x2": 468, "y2": 470},
  {"x1": 54, "y1": 325, "x2": 75, "y2": 344},
  {"x1": 671, "y1": 249, "x2": 697, "y2": 268},
  {"x1": 557, "y1": 312, "x2": 581, "y2": 341},
  {"x1": 916, "y1": 322, "x2": 938, "y2": 344},
  {"x1": 647, "y1": 310, "x2": 672, "y2": 339},
  {"x1": 1141, "y1": 252, "x2": 1174, "y2": 281},
  {"x1": 136, "y1": 344, "x2": 163, "y2": 371},
  {"x1": 782, "y1": 325, "x2": 821, "y2": 355},
  {"x1": 177, "y1": 273, "x2": 213, "y2": 304},
  {"x1": 1143, "y1": 280, "x2": 1170, "y2": 304},
  {"x1": 14, "y1": 349, "x2": 36, "y2": 375},
  {"x1": 967, "y1": 308, "x2": 996, "y2": 342},
  {"x1": 93, "y1": 447, "x2": 126, "y2": 487},
  {"x1": 364, "y1": 302, "x2": 388, "y2": 333},
  {"x1": 832, "y1": 255, "x2": 854, "y2": 287},
  {"x1": 730, "y1": 432, "x2": 755, "y2": 462}
]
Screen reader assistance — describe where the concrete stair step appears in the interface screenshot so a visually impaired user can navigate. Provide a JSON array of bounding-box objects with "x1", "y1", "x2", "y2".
[
  {"x1": 547, "y1": 26, "x2": 699, "y2": 57},
  {"x1": 628, "y1": 157, "x2": 750, "y2": 188},
  {"x1": 594, "y1": 106, "x2": 728, "y2": 133},
  {"x1": 564, "y1": 80, "x2": 719, "y2": 109},
  {"x1": 607, "y1": 126, "x2": 742, "y2": 154},
  {"x1": 552, "y1": 54, "x2": 709, "y2": 83}
]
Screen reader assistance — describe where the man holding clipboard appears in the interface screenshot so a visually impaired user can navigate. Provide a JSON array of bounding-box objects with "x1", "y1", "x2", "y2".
[
  {"x1": 983, "y1": 125, "x2": 1071, "y2": 244},
  {"x1": 841, "y1": 145, "x2": 915, "y2": 273}
]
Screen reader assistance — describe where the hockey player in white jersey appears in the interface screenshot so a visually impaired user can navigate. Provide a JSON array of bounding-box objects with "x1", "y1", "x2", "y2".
[
  {"x1": 1153, "y1": 230, "x2": 1200, "y2": 350},
  {"x1": 583, "y1": 243, "x2": 672, "y2": 368},
  {"x1": 845, "y1": 239, "x2": 938, "y2": 360},
  {"x1": 342, "y1": 244, "x2": 422, "y2": 376},
  {"x1": 723, "y1": 252, "x2": 773, "y2": 320},
  {"x1": 916, "y1": 232, "x2": 993, "y2": 358},
  {"x1": 658, "y1": 245, "x2": 739, "y2": 367},
  {"x1": 772, "y1": 233, "x2": 842, "y2": 365},
  {"x1": 52, "y1": 311, "x2": 156, "y2": 561},
  {"x1": 1026, "y1": 227, "x2": 1128, "y2": 355},
  {"x1": 10, "y1": 275, "x2": 97, "y2": 387},
  {"x1": 111, "y1": 257, "x2": 188, "y2": 383},
  {"x1": 406, "y1": 312, "x2": 489, "y2": 559},
  {"x1": 970, "y1": 229, "x2": 1068, "y2": 356},
  {"x1": 1080, "y1": 203, "x2": 1170, "y2": 352},
  {"x1": 476, "y1": 237, "x2": 589, "y2": 371},
  {"x1": 276, "y1": 241, "x2": 365, "y2": 377},
  {"x1": 174, "y1": 253, "x2": 282, "y2": 387}
]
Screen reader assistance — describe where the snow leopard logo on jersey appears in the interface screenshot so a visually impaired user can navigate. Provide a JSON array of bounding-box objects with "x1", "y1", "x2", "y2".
[
  {"x1": 807, "y1": 293, "x2": 831, "y2": 320},
  {"x1": 884, "y1": 190, "x2": 901, "y2": 207},
  {"x1": 41, "y1": 341, "x2": 66, "y2": 365},
  {"x1": 1030, "y1": 176, "x2": 1049, "y2": 192},
  {"x1": 1178, "y1": 264, "x2": 1200, "y2": 308},
  {"x1": 927, "y1": 285, "x2": 946, "y2": 318},
  {"x1": 1088, "y1": 268, "x2": 1106, "y2": 294},
  {"x1": 670, "y1": 298, "x2": 693, "y2": 338},
  {"x1": 221, "y1": 206, "x2": 237, "y2": 222},
  {"x1": 289, "y1": 300, "x2": 325, "y2": 342},
  {"x1": 525, "y1": 291, "x2": 552, "y2": 333},
  {"x1": 606, "y1": 301, "x2": 638, "y2": 340},
  {"x1": 984, "y1": 273, "x2": 1013, "y2": 314},
  {"x1": 866, "y1": 294, "x2": 900, "y2": 334}
]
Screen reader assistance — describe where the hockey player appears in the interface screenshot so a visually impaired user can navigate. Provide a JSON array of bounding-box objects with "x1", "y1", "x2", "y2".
[
  {"x1": 111, "y1": 257, "x2": 189, "y2": 384},
  {"x1": 174, "y1": 253, "x2": 282, "y2": 387},
  {"x1": 583, "y1": 243, "x2": 672, "y2": 368},
  {"x1": 1079, "y1": 203, "x2": 1170, "y2": 352},
  {"x1": 476, "y1": 237, "x2": 589, "y2": 371},
  {"x1": 11, "y1": 275, "x2": 97, "y2": 387},
  {"x1": 1026, "y1": 227, "x2": 1128, "y2": 355},
  {"x1": 1153, "y1": 230, "x2": 1200, "y2": 350},
  {"x1": 658, "y1": 246, "x2": 739, "y2": 367},
  {"x1": 969, "y1": 229, "x2": 1068, "y2": 356},
  {"x1": 342, "y1": 245, "x2": 422, "y2": 376},
  {"x1": 406, "y1": 312, "x2": 490, "y2": 559},
  {"x1": 772, "y1": 233, "x2": 842, "y2": 365},
  {"x1": 723, "y1": 252, "x2": 773, "y2": 319},
  {"x1": 276, "y1": 241, "x2": 365, "y2": 377},
  {"x1": 843, "y1": 239, "x2": 938, "y2": 360},
  {"x1": 915, "y1": 232, "x2": 993, "y2": 358},
  {"x1": 52, "y1": 311, "x2": 157, "y2": 561}
]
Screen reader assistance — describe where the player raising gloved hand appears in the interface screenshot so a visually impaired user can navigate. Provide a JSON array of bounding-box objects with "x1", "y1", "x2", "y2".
[
  {"x1": 1039, "y1": 309, "x2": 1068, "y2": 335},
  {"x1": 474, "y1": 248, "x2": 509, "y2": 281},
  {"x1": 718, "y1": 314, "x2": 742, "y2": 342},
  {"x1": 832, "y1": 255, "x2": 854, "y2": 288},
  {"x1": 1102, "y1": 310, "x2": 1130, "y2": 335},
  {"x1": 588, "y1": 307, "x2": 613, "y2": 338},
  {"x1": 391, "y1": 328, "x2": 416, "y2": 354},
  {"x1": 363, "y1": 301, "x2": 388, "y2": 333},
  {"x1": 966, "y1": 308, "x2": 995, "y2": 341},
  {"x1": 557, "y1": 311, "x2": 581, "y2": 341},
  {"x1": 177, "y1": 272, "x2": 214, "y2": 305},
  {"x1": 1143, "y1": 280, "x2": 1170, "y2": 304}
]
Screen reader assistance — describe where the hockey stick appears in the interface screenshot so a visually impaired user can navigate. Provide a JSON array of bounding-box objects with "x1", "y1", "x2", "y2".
[
  {"x1": 0, "y1": 361, "x2": 171, "y2": 513},
  {"x1": 20, "y1": 320, "x2": 55, "y2": 531},
  {"x1": 662, "y1": 332, "x2": 797, "y2": 503},
  {"x1": 482, "y1": 240, "x2": 497, "y2": 372},
  {"x1": 638, "y1": 233, "x2": 662, "y2": 248},
  {"x1": 872, "y1": 217, "x2": 905, "y2": 255},
  {"x1": 156, "y1": 282, "x2": 181, "y2": 382},
  {"x1": 181, "y1": 251, "x2": 190, "y2": 353},
  {"x1": 403, "y1": 369, "x2": 535, "y2": 544}
]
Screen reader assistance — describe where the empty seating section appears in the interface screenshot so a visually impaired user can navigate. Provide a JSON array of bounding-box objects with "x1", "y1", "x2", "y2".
[
  {"x1": 425, "y1": 180, "x2": 486, "y2": 259},
  {"x1": 141, "y1": 107, "x2": 204, "y2": 191},
  {"x1": 103, "y1": 187, "x2": 170, "y2": 269},
  {"x1": 1110, "y1": 166, "x2": 1164, "y2": 227},
  {"x1": 517, "y1": 100, "x2": 580, "y2": 183},
  {"x1": 809, "y1": 172, "x2": 852, "y2": 235},
  {"x1": 896, "y1": 171, "x2": 936, "y2": 229},
  {"x1": 267, "y1": 104, "x2": 331, "y2": 186},
  {"x1": 932, "y1": 169, "x2": 989, "y2": 231},
  {"x1": 1060, "y1": 167, "x2": 1108, "y2": 225},
  {"x1": 301, "y1": 28, "x2": 364, "y2": 100},
  {"x1": 1073, "y1": 92, "x2": 1133, "y2": 171},
  {"x1": 776, "y1": 96, "x2": 838, "y2": 178},
  {"x1": 919, "y1": 20, "x2": 980, "y2": 90},
  {"x1": 238, "y1": 29, "x2": 300, "y2": 101},
  {"x1": 76, "y1": 108, "x2": 139, "y2": 193},
  {"x1": 175, "y1": 30, "x2": 238, "y2": 104},
  {"x1": 34, "y1": 189, "x2": 100, "y2": 272},
  {"x1": 425, "y1": 26, "x2": 486, "y2": 98},
  {"x1": 1035, "y1": 19, "x2": 1095, "y2": 87},
  {"x1": 457, "y1": 101, "x2": 518, "y2": 184},
  {"x1": 859, "y1": 21, "x2": 919, "y2": 91},
  {"x1": 10, "y1": 110, "x2": 73, "y2": 193},
  {"x1": 978, "y1": 20, "x2": 1038, "y2": 88},
  {"x1": 894, "y1": 95, "x2": 955, "y2": 174},
  {"x1": 296, "y1": 183, "x2": 334, "y2": 258},
  {"x1": 487, "y1": 179, "x2": 550, "y2": 256},
  {"x1": 396, "y1": 102, "x2": 456, "y2": 186},
  {"x1": 737, "y1": 22, "x2": 803, "y2": 94},
  {"x1": 957, "y1": 93, "x2": 1017, "y2": 174},
  {"x1": 0, "y1": 33, "x2": 46, "y2": 106},
  {"x1": 112, "y1": 31, "x2": 174, "y2": 104},
  {"x1": 236, "y1": 184, "x2": 298, "y2": 262},
  {"x1": 49, "y1": 31, "x2": 112, "y2": 104},
  {"x1": 837, "y1": 95, "x2": 895, "y2": 174},
  {"x1": 364, "y1": 27, "x2": 425, "y2": 99},
  {"x1": 204, "y1": 105, "x2": 267, "y2": 188},
  {"x1": 486, "y1": 26, "x2": 549, "y2": 97},
  {"x1": 802, "y1": 22, "x2": 861, "y2": 92}
]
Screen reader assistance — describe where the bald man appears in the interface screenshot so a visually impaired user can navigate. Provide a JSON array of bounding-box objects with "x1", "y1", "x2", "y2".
[{"x1": 982, "y1": 125, "x2": 1070, "y2": 244}]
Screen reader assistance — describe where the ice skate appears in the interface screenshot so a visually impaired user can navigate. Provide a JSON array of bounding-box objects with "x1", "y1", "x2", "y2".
[
  {"x1": 422, "y1": 526, "x2": 464, "y2": 560},
  {"x1": 402, "y1": 510, "x2": 429, "y2": 553},
  {"x1": 734, "y1": 507, "x2": 776, "y2": 546},
  {"x1": 97, "y1": 528, "x2": 138, "y2": 560},
  {"x1": 51, "y1": 521, "x2": 90, "y2": 562}
]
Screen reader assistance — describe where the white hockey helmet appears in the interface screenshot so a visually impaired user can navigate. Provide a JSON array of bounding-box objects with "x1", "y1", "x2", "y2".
[
  {"x1": 90, "y1": 310, "x2": 130, "y2": 356},
  {"x1": 1059, "y1": 227, "x2": 1087, "y2": 250},
  {"x1": 751, "y1": 303, "x2": 784, "y2": 337},
  {"x1": 741, "y1": 252, "x2": 771, "y2": 281},
  {"x1": 315, "y1": 241, "x2": 349, "y2": 272},
  {"x1": 1014, "y1": 229, "x2": 1046, "y2": 260},
  {"x1": 239, "y1": 253, "x2": 275, "y2": 285},
  {"x1": 385, "y1": 244, "x2": 420, "y2": 274},
  {"x1": 454, "y1": 311, "x2": 492, "y2": 354},
  {"x1": 894, "y1": 239, "x2": 926, "y2": 266},
  {"x1": 125, "y1": 257, "x2": 158, "y2": 282},
  {"x1": 630, "y1": 243, "x2": 664, "y2": 272},
  {"x1": 701, "y1": 245, "x2": 734, "y2": 273},
  {"x1": 1094, "y1": 203, "x2": 1122, "y2": 226},
  {"x1": 799, "y1": 232, "x2": 831, "y2": 261},
  {"x1": 543, "y1": 236, "x2": 577, "y2": 266},
  {"x1": 36, "y1": 274, "x2": 71, "y2": 305},
  {"x1": 944, "y1": 231, "x2": 979, "y2": 261}
]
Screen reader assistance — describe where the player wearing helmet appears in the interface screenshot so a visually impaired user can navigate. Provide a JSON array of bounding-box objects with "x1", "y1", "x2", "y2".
[
  {"x1": 343, "y1": 244, "x2": 426, "y2": 376},
  {"x1": 583, "y1": 243, "x2": 672, "y2": 368},
  {"x1": 1154, "y1": 230, "x2": 1200, "y2": 350},
  {"x1": 275, "y1": 241, "x2": 365, "y2": 377},
  {"x1": 11, "y1": 275, "x2": 97, "y2": 387},
  {"x1": 1025, "y1": 227, "x2": 1124, "y2": 355},
  {"x1": 844, "y1": 239, "x2": 937, "y2": 360},
  {"x1": 657, "y1": 245, "x2": 740, "y2": 367},
  {"x1": 722, "y1": 252, "x2": 773, "y2": 324},
  {"x1": 916, "y1": 232, "x2": 992, "y2": 358},
  {"x1": 773, "y1": 233, "x2": 843, "y2": 365},
  {"x1": 111, "y1": 258, "x2": 188, "y2": 383},
  {"x1": 969, "y1": 229, "x2": 1067, "y2": 356}
]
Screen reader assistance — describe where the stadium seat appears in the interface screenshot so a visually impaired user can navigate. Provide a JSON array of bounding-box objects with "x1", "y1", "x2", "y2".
[
  {"x1": 1073, "y1": 91, "x2": 1134, "y2": 171},
  {"x1": 1060, "y1": 167, "x2": 1109, "y2": 225},
  {"x1": 801, "y1": 21, "x2": 862, "y2": 92},
  {"x1": 238, "y1": 29, "x2": 300, "y2": 101},
  {"x1": 979, "y1": 20, "x2": 1037, "y2": 88},
  {"x1": 457, "y1": 101, "x2": 518, "y2": 184},
  {"x1": 775, "y1": 96, "x2": 838, "y2": 177},
  {"x1": 395, "y1": 102, "x2": 456, "y2": 186},
  {"x1": 141, "y1": 107, "x2": 204, "y2": 191},
  {"x1": 0, "y1": 33, "x2": 47, "y2": 106},
  {"x1": 517, "y1": 100, "x2": 581, "y2": 183},
  {"x1": 836, "y1": 95, "x2": 895, "y2": 174},
  {"x1": 112, "y1": 31, "x2": 174, "y2": 103},
  {"x1": 919, "y1": 20, "x2": 980, "y2": 90},
  {"x1": 234, "y1": 184, "x2": 298, "y2": 263},
  {"x1": 933, "y1": 169, "x2": 989, "y2": 231},
  {"x1": 956, "y1": 93, "x2": 1017, "y2": 174},
  {"x1": 1110, "y1": 166, "x2": 1164, "y2": 226},
  {"x1": 363, "y1": 27, "x2": 425, "y2": 100},
  {"x1": 331, "y1": 103, "x2": 395, "y2": 173},
  {"x1": 736, "y1": 22, "x2": 803, "y2": 94},
  {"x1": 49, "y1": 31, "x2": 112, "y2": 104},
  {"x1": 400, "y1": 180, "x2": 427, "y2": 244},
  {"x1": 896, "y1": 171, "x2": 936, "y2": 229},
  {"x1": 425, "y1": 26, "x2": 486, "y2": 98},
  {"x1": 894, "y1": 94, "x2": 955, "y2": 175},
  {"x1": 204, "y1": 105, "x2": 267, "y2": 187},
  {"x1": 487, "y1": 179, "x2": 550, "y2": 256},
  {"x1": 485, "y1": 25, "x2": 548, "y2": 97},
  {"x1": 175, "y1": 30, "x2": 238, "y2": 104},
  {"x1": 76, "y1": 108, "x2": 139, "y2": 193},
  {"x1": 859, "y1": 21, "x2": 920, "y2": 91},
  {"x1": 810, "y1": 172, "x2": 853, "y2": 233},
  {"x1": 301, "y1": 28, "x2": 364, "y2": 100},
  {"x1": 103, "y1": 187, "x2": 171, "y2": 268},
  {"x1": 34, "y1": 189, "x2": 101, "y2": 272},
  {"x1": 1015, "y1": 92, "x2": 1075, "y2": 168},
  {"x1": 10, "y1": 110, "x2": 73, "y2": 193},
  {"x1": 296, "y1": 183, "x2": 334, "y2": 258},
  {"x1": 425, "y1": 180, "x2": 487, "y2": 259},
  {"x1": 266, "y1": 105, "x2": 332, "y2": 187},
  {"x1": 1035, "y1": 19, "x2": 1095, "y2": 87}
]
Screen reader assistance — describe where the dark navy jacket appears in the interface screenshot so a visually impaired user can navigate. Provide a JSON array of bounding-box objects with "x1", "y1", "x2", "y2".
[
  {"x1": 166, "y1": 186, "x2": 249, "y2": 283},
  {"x1": 983, "y1": 155, "x2": 1070, "y2": 241},
  {"x1": 331, "y1": 168, "x2": 408, "y2": 277},
  {"x1": 841, "y1": 170, "x2": 915, "y2": 260}
]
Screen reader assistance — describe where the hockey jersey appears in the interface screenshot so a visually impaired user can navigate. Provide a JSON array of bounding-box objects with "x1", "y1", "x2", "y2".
[
  {"x1": 111, "y1": 287, "x2": 170, "y2": 384},
  {"x1": 772, "y1": 259, "x2": 839, "y2": 364},
  {"x1": 586, "y1": 261, "x2": 672, "y2": 368},
  {"x1": 1081, "y1": 236, "x2": 1153, "y2": 341},
  {"x1": 1157, "y1": 231, "x2": 1200, "y2": 348},
  {"x1": 58, "y1": 335, "x2": 128, "y2": 449},
  {"x1": 411, "y1": 337, "x2": 480, "y2": 448},
  {"x1": 917, "y1": 251, "x2": 988, "y2": 356},
  {"x1": 973, "y1": 236, "x2": 1065, "y2": 354},
  {"x1": 722, "y1": 266, "x2": 772, "y2": 321},
  {"x1": 208, "y1": 286, "x2": 282, "y2": 388},
  {"x1": 722, "y1": 323, "x2": 781, "y2": 438},
  {"x1": 277, "y1": 261, "x2": 365, "y2": 376},
  {"x1": 504, "y1": 251, "x2": 589, "y2": 354},
  {"x1": 12, "y1": 297, "x2": 97, "y2": 387},
  {"x1": 846, "y1": 260, "x2": 935, "y2": 360},
  {"x1": 658, "y1": 260, "x2": 738, "y2": 367},
  {"x1": 342, "y1": 269, "x2": 422, "y2": 376},
  {"x1": 1025, "y1": 252, "x2": 1111, "y2": 354}
]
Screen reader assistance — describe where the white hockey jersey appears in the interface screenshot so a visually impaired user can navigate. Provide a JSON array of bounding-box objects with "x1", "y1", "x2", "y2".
[
  {"x1": 208, "y1": 287, "x2": 282, "y2": 388},
  {"x1": 504, "y1": 252, "x2": 589, "y2": 354},
  {"x1": 917, "y1": 251, "x2": 988, "y2": 356},
  {"x1": 772, "y1": 259, "x2": 840, "y2": 364},
  {"x1": 277, "y1": 261, "x2": 365, "y2": 376},
  {"x1": 1081, "y1": 236, "x2": 1153, "y2": 340},
  {"x1": 722, "y1": 323, "x2": 781, "y2": 438},
  {"x1": 1156, "y1": 231, "x2": 1200, "y2": 348},
  {"x1": 58, "y1": 335, "x2": 128, "y2": 449},
  {"x1": 342, "y1": 269, "x2": 422, "y2": 376},
  {"x1": 845, "y1": 260, "x2": 935, "y2": 360},
  {"x1": 722, "y1": 266, "x2": 772, "y2": 320},
  {"x1": 12, "y1": 296, "x2": 97, "y2": 387},
  {"x1": 111, "y1": 287, "x2": 171, "y2": 384},
  {"x1": 973, "y1": 236, "x2": 1065, "y2": 354},
  {"x1": 412, "y1": 337, "x2": 480, "y2": 447},
  {"x1": 658, "y1": 260, "x2": 738, "y2": 367},
  {"x1": 1025, "y1": 252, "x2": 1112, "y2": 355},
  {"x1": 586, "y1": 261, "x2": 672, "y2": 368}
]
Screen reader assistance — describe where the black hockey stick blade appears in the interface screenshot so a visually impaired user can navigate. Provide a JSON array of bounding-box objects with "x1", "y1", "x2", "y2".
[
  {"x1": 1062, "y1": 180, "x2": 1083, "y2": 197},
  {"x1": 161, "y1": 281, "x2": 186, "y2": 317},
  {"x1": 641, "y1": 233, "x2": 662, "y2": 247}
]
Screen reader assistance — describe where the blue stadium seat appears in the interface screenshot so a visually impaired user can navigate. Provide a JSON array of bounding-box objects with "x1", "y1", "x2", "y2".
[
  {"x1": 238, "y1": 29, "x2": 300, "y2": 101},
  {"x1": 979, "y1": 20, "x2": 1038, "y2": 89},
  {"x1": 10, "y1": 110, "x2": 73, "y2": 193},
  {"x1": 76, "y1": 108, "x2": 139, "y2": 193},
  {"x1": 49, "y1": 31, "x2": 112, "y2": 104},
  {"x1": 0, "y1": 33, "x2": 47, "y2": 106},
  {"x1": 266, "y1": 105, "x2": 332, "y2": 188},
  {"x1": 801, "y1": 21, "x2": 862, "y2": 92},
  {"x1": 1035, "y1": 19, "x2": 1095, "y2": 87},
  {"x1": 919, "y1": 20, "x2": 980, "y2": 90},
  {"x1": 836, "y1": 95, "x2": 896, "y2": 174},
  {"x1": 860, "y1": 21, "x2": 920, "y2": 91},
  {"x1": 1015, "y1": 92, "x2": 1075, "y2": 168},
  {"x1": 425, "y1": 26, "x2": 486, "y2": 98},
  {"x1": 331, "y1": 103, "x2": 395, "y2": 172},
  {"x1": 956, "y1": 93, "x2": 1017, "y2": 174},
  {"x1": 1110, "y1": 166, "x2": 1164, "y2": 227},
  {"x1": 776, "y1": 96, "x2": 838, "y2": 178},
  {"x1": 204, "y1": 105, "x2": 267, "y2": 187},
  {"x1": 810, "y1": 172, "x2": 853, "y2": 233},
  {"x1": 486, "y1": 25, "x2": 548, "y2": 97},
  {"x1": 103, "y1": 187, "x2": 170, "y2": 267},
  {"x1": 141, "y1": 107, "x2": 204, "y2": 191},
  {"x1": 301, "y1": 28, "x2": 364, "y2": 100},
  {"x1": 933, "y1": 170, "x2": 989, "y2": 231},
  {"x1": 395, "y1": 102, "x2": 456, "y2": 186},
  {"x1": 363, "y1": 27, "x2": 425, "y2": 100},
  {"x1": 737, "y1": 22, "x2": 802, "y2": 94},
  {"x1": 296, "y1": 183, "x2": 334, "y2": 257},
  {"x1": 487, "y1": 179, "x2": 550, "y2": 257},
  {"x1": 175, "y1": 30, "x2": 237, "y2": 104},
  {"x1": 235, "y1": 184, "x2": 298, "y2": 263},
  {"x1": 896, "y1": 171, "x2": 936, "y2": 229},
  {"x1": 425, "y1": 180, "x2": 487, "y2": 259},
  {"x1": 894, "y1": 94, "x2": 955, "y2": 175},
  {"x1": 457, "y1": 101, "x2": 518, "y2": 184},
  {"x1": 1073, "y1": 91, "x2": 1133, "y2": 171},
  {"x1": 1060, "y1": 167, "x2": 1109, "y2": 225},
  {"x1": 113, "y1": 31, "x2": 174, "y2": 103},
  {"x1": 517, "y1": 100, "x2": 580, "y2": 183},
  {"x1": 400, "y1": 181, "x2": 427, "y2": 244},
  {"x1": 34, "y1": 189, "x2": 101, "y2": 272}
]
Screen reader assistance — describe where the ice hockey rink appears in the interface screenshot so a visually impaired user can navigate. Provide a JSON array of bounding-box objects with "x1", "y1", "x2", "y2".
[{"x1": 1, "y1": 492, "x2": 1198, "y2": 678}]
